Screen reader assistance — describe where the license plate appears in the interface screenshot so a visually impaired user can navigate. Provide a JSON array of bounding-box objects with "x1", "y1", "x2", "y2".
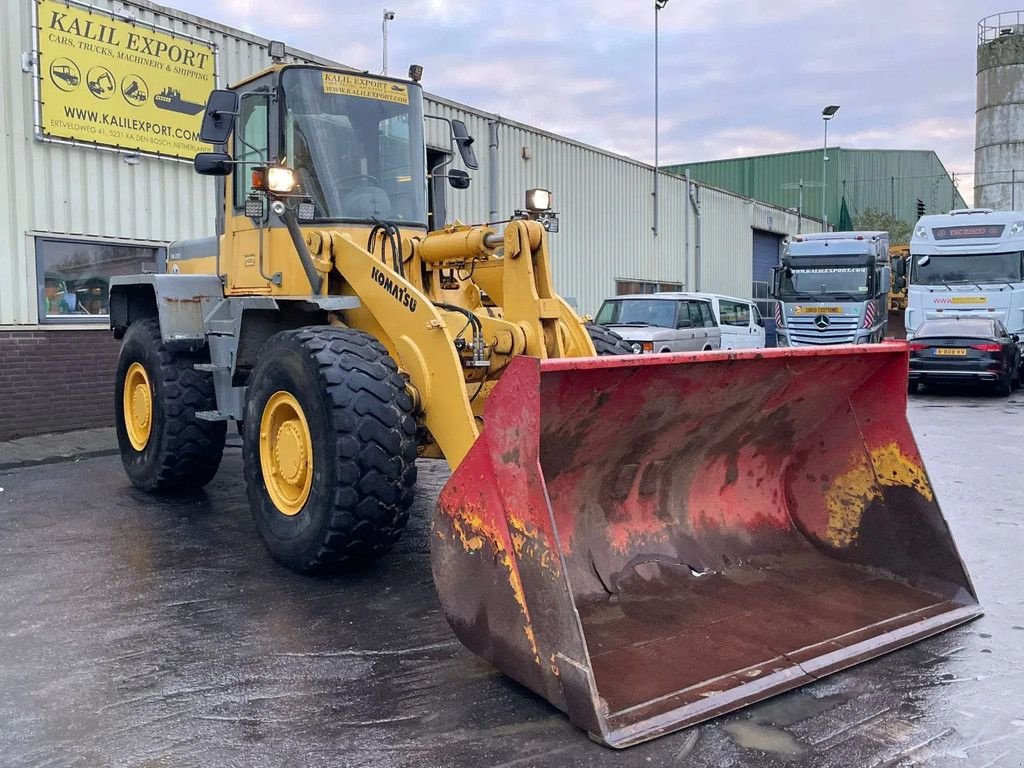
[{"x1": 935, "y1": 348, "x2": 967, "y2": 356}]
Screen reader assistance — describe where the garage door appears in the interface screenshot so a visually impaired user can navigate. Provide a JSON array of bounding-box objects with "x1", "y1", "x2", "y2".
[{"x1": 752, "y1": 229, "x2": 783, "y2": 346}]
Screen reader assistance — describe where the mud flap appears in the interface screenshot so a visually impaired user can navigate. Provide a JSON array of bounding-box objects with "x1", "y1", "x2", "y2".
[{"x1": 432, "y1": 343, "x2": 981, "y2": 748}]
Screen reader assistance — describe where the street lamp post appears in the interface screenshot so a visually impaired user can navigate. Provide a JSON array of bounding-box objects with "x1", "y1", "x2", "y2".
[
  {"x1": 653, "y1": 0, "x2": 669, "y2": 236},
  {"x1": 382, "y1": 9, "x2": 396, "y2": 75},
  {"x1": 821, "y1": 105, "x2": 840, "y2": 228}
]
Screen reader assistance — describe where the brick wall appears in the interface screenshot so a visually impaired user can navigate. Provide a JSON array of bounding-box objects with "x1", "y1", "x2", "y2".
[{"x1": 0, "y1": 330, "x2": 121, "y2": 440}]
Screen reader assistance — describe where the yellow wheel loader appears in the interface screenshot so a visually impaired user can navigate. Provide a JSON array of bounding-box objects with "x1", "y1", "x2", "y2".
[{"x1": 110, "y1": 62, "x2": 980, "y2": 748}]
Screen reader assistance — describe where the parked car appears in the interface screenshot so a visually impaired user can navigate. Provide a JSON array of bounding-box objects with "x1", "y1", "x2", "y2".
[
  {"x1": 908, "y1": 317, "x2": 1022, "y2": 396},
  {"x1": 698, "y1": 293, "x2": 766, "y2": 350},
  {"x1": 594, "y1": 293, "x2": 721, "y2": 353}
]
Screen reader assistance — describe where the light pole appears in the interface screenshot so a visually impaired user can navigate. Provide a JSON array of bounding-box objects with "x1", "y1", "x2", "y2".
[
  {"x1": 382, "y1": 9, "x2": 395, "y2": 75},
  {"x1": 653, "y1": 0, "x2": 669, "y2": 235},
  {"x1": 821, "y1": 105, "x2": 839, "y2": 228}
]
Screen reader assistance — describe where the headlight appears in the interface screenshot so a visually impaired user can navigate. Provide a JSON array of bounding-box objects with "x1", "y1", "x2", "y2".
[
  {"x1": 525, "y1": 188, "x2": 552, "y2": 211},
  {"x1": 267, "y1": 166, "x2": 297, "y2": 193},
  {"x1": 1010, "y1": 220, "x2": 1024, "y2": 236},
  {"x1": 913, "y1": 225, "x2": 928, "y2": 240},
  {"x1": 630, "y1": 342, "x2": 642, "y2": 355}
]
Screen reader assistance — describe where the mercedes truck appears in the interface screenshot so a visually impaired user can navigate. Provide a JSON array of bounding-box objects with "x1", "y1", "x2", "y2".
[{"x1": 772, "y1": 231, "x2": 891, "y2": 346}]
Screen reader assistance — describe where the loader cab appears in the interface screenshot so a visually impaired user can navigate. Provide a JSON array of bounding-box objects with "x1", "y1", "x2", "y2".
[
  {"x1": 193, "y1": 64, "x2": 459, "y2": 294},
  {"x1": 210, "y1": 65, "x2": 430, "y2": 229}
]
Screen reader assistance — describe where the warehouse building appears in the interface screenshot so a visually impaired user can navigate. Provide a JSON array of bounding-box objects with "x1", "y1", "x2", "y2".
[
  {"x1": 0, "y1": 0, "x2": 821, "y2": 438},
  {"x1": 665, "y1": 148, "x2": 966, "y2": 234}
]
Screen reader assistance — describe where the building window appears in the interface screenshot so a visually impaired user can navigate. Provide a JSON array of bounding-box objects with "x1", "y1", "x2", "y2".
[
  {"x1": 37, "y1": 238, "x2": 163, "y2": 323},
  {"x1": 615, "y1": 279, "x2": 684, "y2": 295}
]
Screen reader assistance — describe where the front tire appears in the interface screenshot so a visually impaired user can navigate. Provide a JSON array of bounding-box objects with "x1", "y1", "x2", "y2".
[
  {"x1": 242, "y1": 327, "x2": 417, "y2": 574},
  {"x1": 586, "y1": 323, "x2": 633, "y2": 355},
  {"x1": 114, "y1": 318, "x2": 226, "y2": 491}
]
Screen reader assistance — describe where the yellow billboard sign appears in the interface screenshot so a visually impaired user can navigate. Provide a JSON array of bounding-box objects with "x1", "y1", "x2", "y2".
[
  {"x1": 36, "y1": 0, "x2": 216, "y2": 159},
  {"x1": 322, "y1": 71, "x2": 409, "y2": 104}
]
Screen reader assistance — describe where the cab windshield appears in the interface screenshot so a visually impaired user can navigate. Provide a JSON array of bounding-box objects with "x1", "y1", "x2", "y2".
[
  {"x1": 279, "y1": 68, "x2": 427, "y2": 226},
  {"x1": 911, "y1": 252, "x2": 1023, "y2": 285},
  {"x1": 781, "y1": 267, "x2": 869, "y2": 298}
]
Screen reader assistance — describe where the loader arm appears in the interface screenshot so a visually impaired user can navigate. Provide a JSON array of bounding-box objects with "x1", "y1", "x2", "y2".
[{"x1": 327, "y1": 219, "x2": 596, "y2": 469}]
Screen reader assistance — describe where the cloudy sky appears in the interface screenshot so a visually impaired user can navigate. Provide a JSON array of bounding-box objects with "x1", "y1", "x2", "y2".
[{"x1": 171, "y1": 0, "x2": 996, "y2": 201}]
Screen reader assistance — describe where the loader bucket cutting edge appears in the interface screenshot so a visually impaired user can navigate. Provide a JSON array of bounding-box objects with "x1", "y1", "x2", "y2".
[{"x1": 432, "y1": 343, "x2": 981, "y2": 748}]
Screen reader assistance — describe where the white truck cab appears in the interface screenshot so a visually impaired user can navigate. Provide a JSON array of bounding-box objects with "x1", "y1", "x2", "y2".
[{"x1": 903, "y1": 209, "x2": 1024, "y2": 349}]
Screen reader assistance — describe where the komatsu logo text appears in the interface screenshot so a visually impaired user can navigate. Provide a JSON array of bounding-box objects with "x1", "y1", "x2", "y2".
[{"x1": 371, "y1": 266, "x2": 418, "y2": 312}]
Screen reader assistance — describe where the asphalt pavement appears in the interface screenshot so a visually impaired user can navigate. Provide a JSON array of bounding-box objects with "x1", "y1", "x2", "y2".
[{"x1": 0, "y1": 387, "x2": 1022, "y2": 767}]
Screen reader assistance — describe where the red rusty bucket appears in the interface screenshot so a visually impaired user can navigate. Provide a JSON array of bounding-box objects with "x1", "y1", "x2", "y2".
[{"x1": 432, "y1": 343, "x2": 980, "y2": 748}]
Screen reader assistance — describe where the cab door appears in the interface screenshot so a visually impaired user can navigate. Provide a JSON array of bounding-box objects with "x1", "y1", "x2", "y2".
[
  {"x1": 222, "y1": 81, "x2": 275, "y2": 294},
  {"x1": 717, "y1": 298, "x2": 743, "y2": 349},
  {"x1": 750, "y1": 303, "x2": 767, "y2": 348},
  {"x1": 698, "y1": 300, "x2": 721, "y2": 349},
  {"x1": 719, "y1": 298, "x2": 763, "y2": 349}
]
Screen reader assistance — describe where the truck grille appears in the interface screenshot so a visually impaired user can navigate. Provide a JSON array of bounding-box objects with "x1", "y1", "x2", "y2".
[{"x1": 786, "y1": 315, "x2": 860, "y2": 345}]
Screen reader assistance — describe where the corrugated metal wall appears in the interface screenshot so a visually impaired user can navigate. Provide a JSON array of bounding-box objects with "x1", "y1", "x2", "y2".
[
  {"x1": 2, "y1": 0, "x2": 822, "y2": 326},
  {"x1": 665, "y1": 148, "x2": 967, "y2": 235},
  {"x1": 1, "y1": 0, "x2": 314, "y2": 326}
]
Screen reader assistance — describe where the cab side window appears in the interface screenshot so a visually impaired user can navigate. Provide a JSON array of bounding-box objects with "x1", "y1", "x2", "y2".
[
  {"x1": 753, "y1": 304, "x2": 765, "y2": 327},
  {"x1": 686, "y1": 301, "x2": 703, "y2": 328},
  {"x1": 698, "y1": 301, "x2": 717, "y2": 327},
  {"x1": 233, "y1": 95, "x2": 269, "y2": 210}
]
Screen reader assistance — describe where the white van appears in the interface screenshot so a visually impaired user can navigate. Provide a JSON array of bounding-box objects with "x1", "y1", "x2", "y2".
[{"x1": 696, "y1": 294, "x2": 766, "y2": 350}]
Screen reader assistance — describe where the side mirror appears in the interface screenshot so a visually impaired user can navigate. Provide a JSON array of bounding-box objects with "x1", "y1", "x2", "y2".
[
  {"x1": 194, "y1": 151, "x2": 233, "y2": 176},
  {"x1": 448, "y1": 169, "x2": 471, "y2": 189},
  {"x1": 770, "y1": 266, "x2": 780, "y2": 297},
  {"x1": 894, "y1": 276, "x2": 906, "y2": 291},
  {"x1": 1012, "y1": 333, "x2": 1020, "y2": 343},
  {"x1": 199, "y1": 89, "x2": 239, "y2": 144},
  {"x1": 451, "y1": 119, "x2": 479, "y2": 170},
  {"x1": 894, "y1": 258, "x2": 907, "y2": 278}
]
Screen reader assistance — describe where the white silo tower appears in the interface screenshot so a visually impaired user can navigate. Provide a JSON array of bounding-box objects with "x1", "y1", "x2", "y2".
[{"x1": 976, "y1": 12, "x2": 1024, "y2": 209}]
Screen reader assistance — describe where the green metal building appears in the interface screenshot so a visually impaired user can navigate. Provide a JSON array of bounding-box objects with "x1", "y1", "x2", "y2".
[{"x1": 664, "y1": 148, "x2": 966, "y2": 237}]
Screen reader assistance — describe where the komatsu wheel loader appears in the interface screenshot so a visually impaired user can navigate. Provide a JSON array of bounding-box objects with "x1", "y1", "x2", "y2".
[{"x1": 109, "y1": 61, "x2": 981, "y2": 748}]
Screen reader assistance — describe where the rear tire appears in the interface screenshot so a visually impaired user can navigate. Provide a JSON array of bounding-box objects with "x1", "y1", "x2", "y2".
[
  {"x1": 114, "y1": 318, "x2": 226, "y2": 491},
  {"x1": 586, "y1": 323, "x2": 633, "y2": 355},
  {"x1": 242, "y1": 327, "x2": 417, "y2": 574},
  {"x1": 996, "y1": 374, "x2": 1012, "y2": 397}
]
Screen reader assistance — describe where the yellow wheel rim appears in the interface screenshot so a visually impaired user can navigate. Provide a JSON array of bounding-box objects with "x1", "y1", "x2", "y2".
[
  {"x1": 123, "y1": 362, "x2": 153, "y2": 451},
  {"x1": 259, "y1": 391, "x2": 314, "y2": 516}
]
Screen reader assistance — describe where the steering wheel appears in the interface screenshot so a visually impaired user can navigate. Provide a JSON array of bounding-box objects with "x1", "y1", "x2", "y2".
[{"x1": 331, "y1": 174, "x2": 380, "y2": 191}]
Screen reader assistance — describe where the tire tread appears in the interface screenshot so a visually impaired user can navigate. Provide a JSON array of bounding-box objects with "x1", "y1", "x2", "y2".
[
  {"x1": 117, "y1": 318, "x2": 225, "y2": 491},
  {"x1": 247, "y1": 326, "x2": 416, "y2": 573},
  {"x1": 586, "y1": 323, "x2": 634, "y2": 356}
]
